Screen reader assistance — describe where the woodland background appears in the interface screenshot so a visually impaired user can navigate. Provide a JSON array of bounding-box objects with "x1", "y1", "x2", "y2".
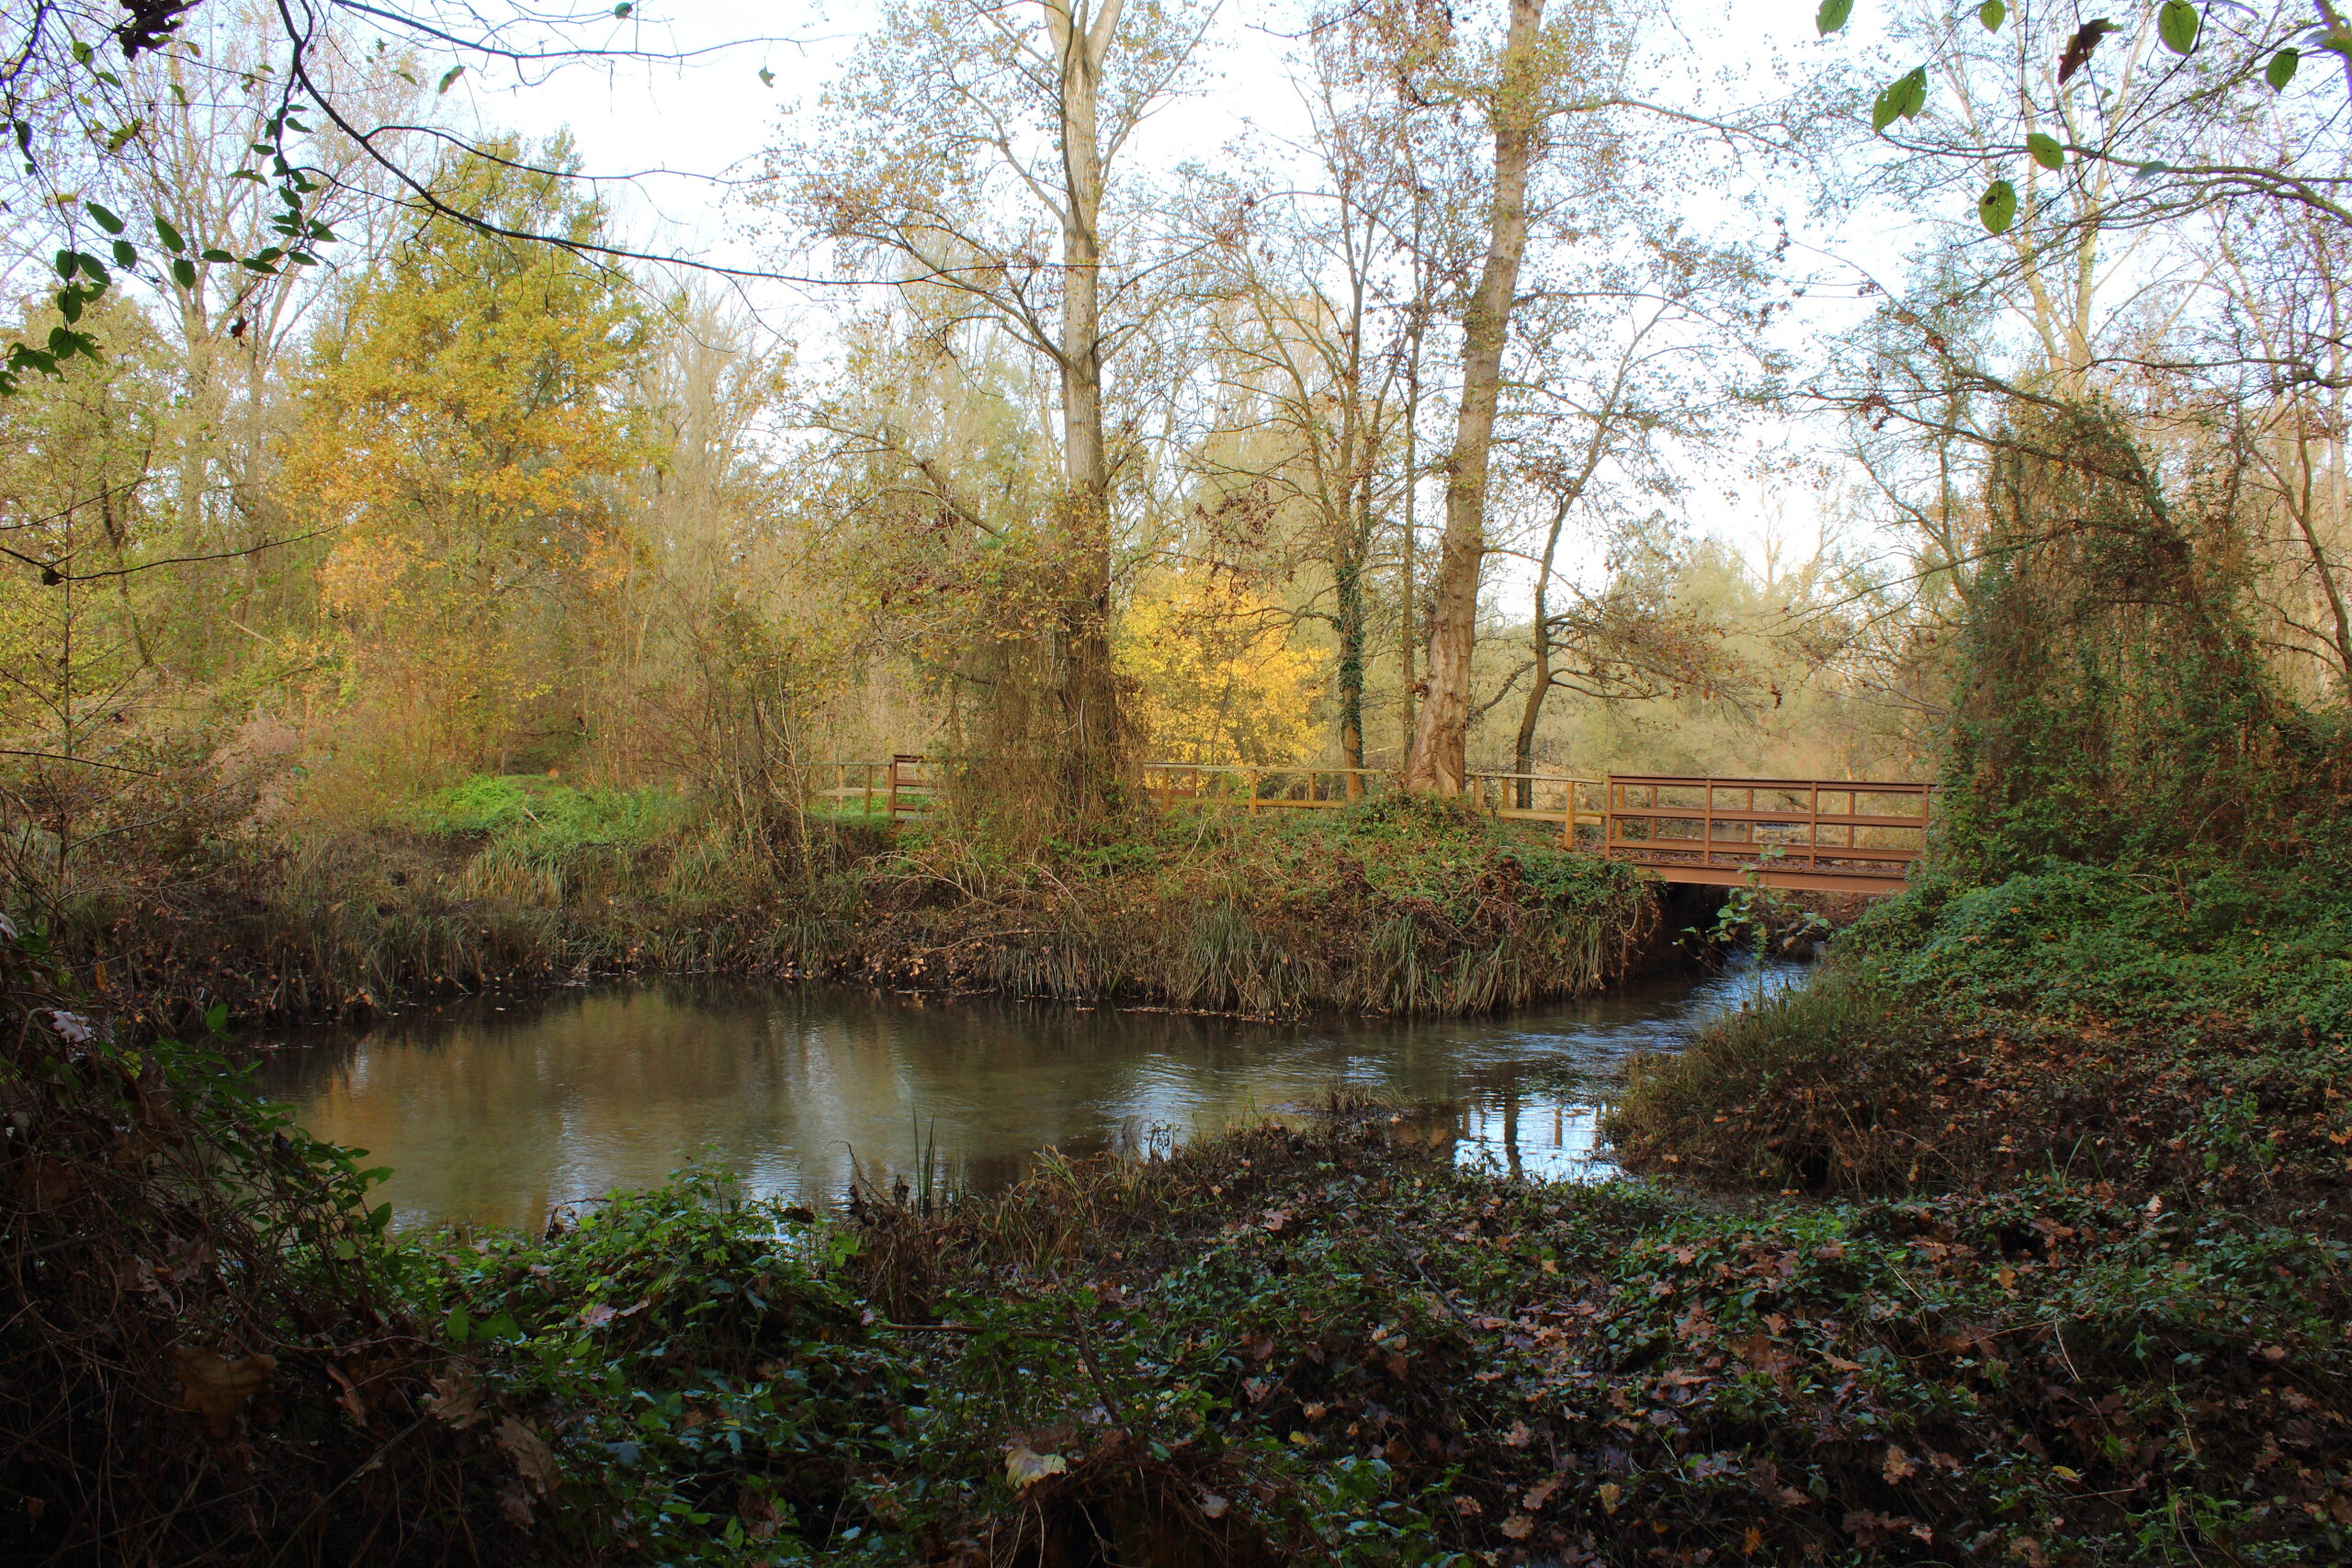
[{"x1": 2, "y1": 0, "x2": 2348, "y2": 907}]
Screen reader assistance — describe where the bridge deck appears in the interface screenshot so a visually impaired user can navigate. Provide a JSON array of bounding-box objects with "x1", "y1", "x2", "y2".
[{"x1": 807, "y1": 762, "x2": 1933, "y2": 895}]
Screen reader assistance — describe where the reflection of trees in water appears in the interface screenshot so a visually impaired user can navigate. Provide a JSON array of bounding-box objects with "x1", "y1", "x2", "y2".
[{"x1": 245, "y1": 969, "x2": 1768, "y2": 1228}]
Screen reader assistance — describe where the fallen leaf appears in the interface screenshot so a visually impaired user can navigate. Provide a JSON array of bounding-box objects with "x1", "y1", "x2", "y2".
[
  {"x1": 497, "y1": 1416, "x2": 559, "y2": 1493},
  {"x1": 1452, "y1": 1495, "x2": 1483, "y2": 1516},
  {"x1": 1505, "y1": 1419, "x2": 1533, "y2": 1449},
  {"x1": 172, "y1": 1348, "x2": 277, "y2": 1438},
  {"x1": 581, "y1": 1303, "x2": 617, "y2": 1328},
  {"x1": 1198, "y1": 1491, "x2": 1229, "y2": 1519},
  {"x1": 1501, "y1": 1514, "x2": 1534, "y2": 1540},
  {"x1": 1004, "y1": 1443, "x2": 1068, "y2": 1489},
  {"x1": 424, "y1": 1371, "x2": 483, "y2": 1429},
  {"x1": 1883, "y1": 1445, "x2": 1920, "y2": 1483},
  {"x1": 1599, "y1": 1482, "x2": 1623, "y2": 1515},
  {"x1": 1523, "y1": 1477, "x2": 1562, "y2": 1511}
]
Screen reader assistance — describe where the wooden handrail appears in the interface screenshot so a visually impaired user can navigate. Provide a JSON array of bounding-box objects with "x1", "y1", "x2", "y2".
[{"x1": 806, "y1": 760, "x2": 1935, "y2": 890}]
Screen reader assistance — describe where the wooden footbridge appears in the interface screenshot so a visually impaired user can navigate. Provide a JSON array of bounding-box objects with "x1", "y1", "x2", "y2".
[{"x1": 809, "y1": 759, "x2": 1930, "y2": 896}]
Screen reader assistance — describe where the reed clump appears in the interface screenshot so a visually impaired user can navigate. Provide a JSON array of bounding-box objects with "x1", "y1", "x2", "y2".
[
  {"x1": 837, "y1": 793, "x2": 1658, "y2": 1017},
  {"x1": 20, "y1": 779, "x2": 1656, "y2": 1026}
]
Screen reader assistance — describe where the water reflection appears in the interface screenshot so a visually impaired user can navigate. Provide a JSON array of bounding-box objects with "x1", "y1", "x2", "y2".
[{"x1": 252, "y1": 961, "x2": 1802, "y2": 1230}]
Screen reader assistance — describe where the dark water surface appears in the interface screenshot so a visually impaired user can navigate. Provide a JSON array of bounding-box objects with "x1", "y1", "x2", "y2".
[{"x1": 254, "y1": 964, "x2": 1800, "y2": 1231}]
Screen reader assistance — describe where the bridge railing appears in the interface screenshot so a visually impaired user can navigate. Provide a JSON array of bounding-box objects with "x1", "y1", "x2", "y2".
[
  {"x1": 1601, "y1": 775, "x2": 1931, "y2": 892},
  {"x1": 803, "y1": 760, "x2": 1933, "y2": 890}
]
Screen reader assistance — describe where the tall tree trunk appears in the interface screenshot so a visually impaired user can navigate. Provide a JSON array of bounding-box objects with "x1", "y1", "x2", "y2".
[
  {"x1": 1402, "y1": 0, "x2": 1544, "y2": 795},
  {"x1": 1397, "y1": 220, "x2": 1430, "y2": 754},
  {"x1": 1047, "y1": 0, "x2": 1126, "y2": 821},
  {"x1": 1336, "y1": 529, "x2": 1369, "y2": 790},
  {"x1": 1513, "y1": 494, "x2": 1566, "y2": 810}
]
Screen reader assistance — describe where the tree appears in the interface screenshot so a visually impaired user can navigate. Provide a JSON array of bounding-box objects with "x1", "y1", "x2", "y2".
[
  {"x1": 288, "y1": 141, "x2": 649, "y2": 777},
  {"x1": 775, "y1": 0, "x2": 1218, "y2": 824},
  {"x1": 0, "y1": 296, "x2": 171, "y2": 911},
  {"x1": 1183, "y1": 38, "x2": 1457, "y2": 785},
  {"x1": 1116, "y1": 573, "x2": 1326, "y2": 764},
  {"x1": 1404, "y1": 0, "x2": 1550, "y2": 795}
]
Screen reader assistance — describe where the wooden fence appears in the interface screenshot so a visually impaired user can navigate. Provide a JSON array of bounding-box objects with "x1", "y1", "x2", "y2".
[{"x1": 806, "y1": 759, "x2": 1931, "y2": 892}]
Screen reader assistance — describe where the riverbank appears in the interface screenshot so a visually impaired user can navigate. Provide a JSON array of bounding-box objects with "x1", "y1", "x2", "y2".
[
  {"x1": 39, "y1": 781, "x2": 1663, "y2": 1028},
  {"x1": 1609, "y1": 857, "x2": 2352, "y2": 1221},
  {"x1": 10, "y1": 859, "x2": 2352, "y2": 1565}
]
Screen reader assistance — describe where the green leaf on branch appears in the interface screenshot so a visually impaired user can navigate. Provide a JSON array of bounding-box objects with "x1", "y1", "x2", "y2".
[
  {"x1": 1871, "y1": 67, "x2": 1929, "y2": 132},
  {"x1": 1979, "y1": 0, "x2": 2006, "y2": 30},
  {"x1": 1979, "y1": 178, "x2": 2018, "y2": 234},
  {"x1": 171, "y1": 257, "x2": 197, "y2": 288},
  {"x1": 86, "y1": 202, "x2": 124, "y2": 235},
  {"x1": 200, "y1": 248, "x2": 234, "y2": 264},
  {"x1": 110, "y1": 239, "x2": 137, "y2": 268},
  {"x1": 154, "y1": 217, "x2": 185, "y2": 253},
  {"x1": 54, "y1": 250, "x2": 78, "y2": 278},
  {"x1": 57, "y1": 288, "x2": 83, "y2": 324},
  {"x1": 1815, "y1": 0, "x2": 1853, "y2": 36},
  {"x1": 2267, "y1": 47, "x2": 2300, "y2": 89},
  {"x1": 2026, "y1": 132, "x2": 2064, "y2": 170},
  {"x1": 74, "y1": 255, "x2": 109, "y2": 288},
  {"x1": 2157, "y1": 0, "x2": 2199, "y2": 56},
  {"x1": 437, "y1": 64, "x2": 465, "y2": 94}
]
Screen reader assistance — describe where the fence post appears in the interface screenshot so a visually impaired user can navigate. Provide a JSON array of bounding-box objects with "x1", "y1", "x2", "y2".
[{"x1": 1704, "y1": 780, "x2": 1715, "y2": 872}]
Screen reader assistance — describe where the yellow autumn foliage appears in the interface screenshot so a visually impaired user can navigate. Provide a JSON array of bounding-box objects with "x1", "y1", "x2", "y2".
[
  {"x1": 290, "y1": 141, "x2": 649, "y2": 775},
  {"x1": 1116, "y1": 575, "x2": 1325, "y2": 764}
]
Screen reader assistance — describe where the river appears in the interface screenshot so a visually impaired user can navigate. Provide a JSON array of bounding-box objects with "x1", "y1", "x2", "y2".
[{"x1": 252, "y1": 961, "x2": 1799, "y2": 1230}]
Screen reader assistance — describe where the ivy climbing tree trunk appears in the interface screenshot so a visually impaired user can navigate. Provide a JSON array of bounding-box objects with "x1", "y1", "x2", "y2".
[
  {"x1": 1403, "y1": 0, "x2": 1544, "y2": 795},
  {"x1": 1046, "y1": 0, "x2": 1125, "y2": 823}
]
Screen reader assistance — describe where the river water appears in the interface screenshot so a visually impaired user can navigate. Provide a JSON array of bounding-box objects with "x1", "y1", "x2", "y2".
[{"x1": 253, "y1": 962, "x2": 1799, "y2": 1231}]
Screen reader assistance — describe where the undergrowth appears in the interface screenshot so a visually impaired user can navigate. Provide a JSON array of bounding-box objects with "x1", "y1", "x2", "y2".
[
  {"x1": 407, "y1": 1116, "x2": 2352, "y2": 1565},
  {"x1": 840, "y1": 794, "x2": 1657, "y2": 1017},
  {"x1": 1609, "y1": 856, "x2": 2352, "y2": 1210},
  {"x1": 26, "y1": 786, "x2": 1657, "y2": 1027}
]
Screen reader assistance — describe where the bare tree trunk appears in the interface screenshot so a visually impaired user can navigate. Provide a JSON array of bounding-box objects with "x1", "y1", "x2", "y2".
[
  {"x1": 1402, "y1": 0, "x2": 1544, "y2": 795},
  {"x1": 1046, "y1": 0, "x2": 1127, "y2": 821},
  {"x1": 1397, "y1": 224, "x2": 1429, "y2": 754},
  {"x1": 1513, "y1": 495, "x2": 1567, "y2": 810}
]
